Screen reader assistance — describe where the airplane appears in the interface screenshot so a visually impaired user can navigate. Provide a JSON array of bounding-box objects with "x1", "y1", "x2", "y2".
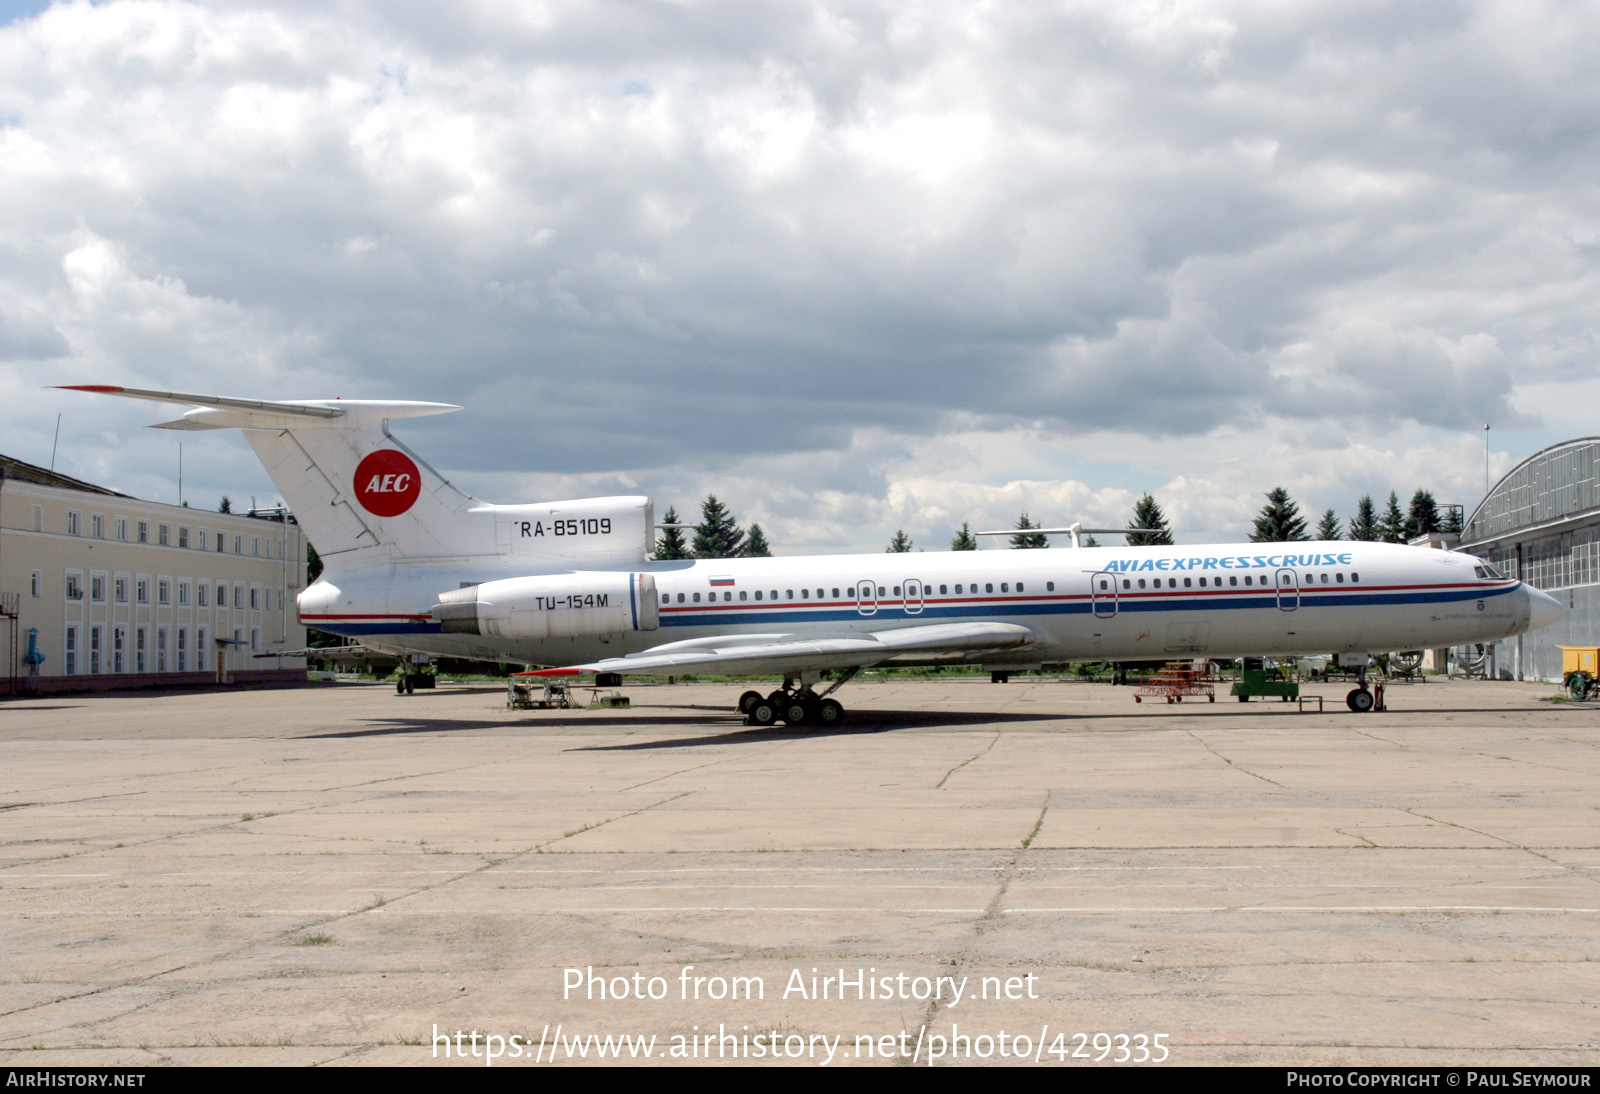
[{"x1": 63, "y1": 385, "x2": 1564, "y2": 724}]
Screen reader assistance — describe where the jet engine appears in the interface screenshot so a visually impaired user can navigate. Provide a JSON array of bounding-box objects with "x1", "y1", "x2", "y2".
[{"x1": 430, "y1": 572, "x2": 659, "y2": 639}]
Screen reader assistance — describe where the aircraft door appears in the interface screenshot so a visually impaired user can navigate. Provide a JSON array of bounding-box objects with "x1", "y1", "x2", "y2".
[
  {"x1": 1276, "y1": 568, "x2": 1299, "y2": 611},
  {"x1": 855, "y1": 579, "x2": 878, "y2": 617},
  {"x1": 1091, "y1": 571, "x2": 1119, "y2": 618},
  {"x1": 904, "y1": 578, "x2": 924, "y2": 615}
]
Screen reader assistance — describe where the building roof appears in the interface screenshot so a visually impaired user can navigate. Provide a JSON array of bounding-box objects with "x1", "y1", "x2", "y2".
[
  {"x1": 0, "y1": 453, "x2": 129, "y2": 498},
  {"x1": 1462, "y1": 437, "x2": 1600, "y2": 547}
]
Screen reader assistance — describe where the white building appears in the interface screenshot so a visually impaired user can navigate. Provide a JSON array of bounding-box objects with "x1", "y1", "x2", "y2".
[{"x1": 1, "y1": 454, "x2": 306, "y2": 695}]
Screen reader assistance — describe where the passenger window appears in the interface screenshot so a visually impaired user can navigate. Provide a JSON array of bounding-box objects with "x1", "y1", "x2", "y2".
[
  {"x1": 940, "y1": 585, "x2": 948, "y2": 594},
  {"x1": 725, "y1": 592, "x2": 732, "y2": 601},
  {"x1": 1138, "y1": 579, "x2": 1147, "y2": 589},
  {"x1": 786, "y1": 590, "x2": 793, "y2": 599},
  {"x1": 894, "y1": 586, "x2": 901, "y2": 596},
  {"x1": 1017, "y1": 582, "x2": 1024, "y2": 592},
  {"x1": 1184, "y1": 577, "x2": 1192, "y2": 587},
  {"x1": 1321, "y1": 574, "x2": 1329, "y2": 584},
  {"x1": 1244, "y1": 576, "x2": 1252, "y2": 586},
  {"x1": 1336, "y1": 573, "x2": 1345, "y2": 583},
  {"x1": 985, "y1": 583, "x2": 993, "y2": 593},
  {"x1": 740, "y1": 591, "x2": 748, "y2": 601},
  {"x1": 755, "y1": 591, "x2": 763, "y2": 600},
  {"x1": 877, "y1": 587, "x2": 885, "y2": 596},
  {"x1": 677, "y1": 593, "x2": 685, "y2": 603},
  {"x1": 1046, "y1": 581, "x2": 1054, "y2": 591},
  {"x1": 1122, "y1": 579, "x2": 1130, "y2": 589},
  {"x1": 1229, "y1": 576, "x2": 1237, "y2": 586},
  {"x1": 693, "y1": 592, "x2": 701, "y2": 602},
  {"x1": 801, "y1": 589, "x2": 809, "y2": 599},
  {"x1": 955, "y1": 584, "x2": 963, "y2": 593},
  {"x1": 661, "y1": 594, "x2": 668, "y2": 604},
  {"x1": 1352, "y1": 573, "x2": 1360, "y2": 583},
  {"x1": 1001, "y1": 583, "x2": 1009, "y2": 593}
]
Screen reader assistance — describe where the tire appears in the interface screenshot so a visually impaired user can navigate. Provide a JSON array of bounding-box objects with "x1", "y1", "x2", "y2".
[
  {"x1": 738, "y1": 690, "x2": 763, "y2": 714},
  {"x1": 396, "y1": 677, "x2": 406, "y2": 694},
  {"x1": 1346, "y1": 688, "x2": 1374, "y2": 713},
  {"x1": 816, "y1": 699, "x2": 844, "y2": 726},
  {"x1": 781, "y1": 699, "x2": 811, "y2": 726},
  {"x1": 749, "y1": 700, "x2": 779, "y2": 727},
  {"x1": 404, "y1": 678, "x2": 414, "y2": 695}
]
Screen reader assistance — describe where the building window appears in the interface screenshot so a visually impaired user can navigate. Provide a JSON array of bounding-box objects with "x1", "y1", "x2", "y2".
[
  {"x1": 91, "y1": 574, "x2": 105, "y2": 602},
  {"x1": 234, "y1": 535, "x2": 243, "y2": 554},
  {"x1": 177, "y1": 628, "x2": 187, "y2": 672},
  {"x1": 136, "y1": 628, "x2": 147, "y2": 673},
  {"x1": 138, "y1": 521, "x2": 149, "y2": 544},
  {"x1": 157, "y1": 627, "x2": 168, "y2": 672},
  {"x1": 66, "y1": 510, "x2": 81, "y2": 536},
  {"x1": 179, "y1": 527, "x2": 189, "y2": 549},
  {"x1": 31, "y1": 570, "x2": 42, "y2": 597},
  {"x1": 65, "y1": 626, "x2": 77, "y2": 675},
  {"x1": 136, "y1": 578, "x2": 149, "y2": 605},
  {"x1": 113, "y1": 627, "x2": 125, "y2": 674},
  {"x1": 198, "y1": 583, "x2": 209, "y2": 608},
  {"x1": 178, "y1": 581, "x2": 190, "y2": 607},
  {"x1": 158, "y1": 580, "x2": 171, "y2": 606},
  {"x1": 249, "y1": 586, "x2": 260, "y2": 610},
  {"x1": 251, "y1": 536, "x2": 260, "y2": 557},
  {"x1": 196, "y1": 529, "x2": 207, "y2": 551},
  {"x1": 234, "y1": 585, "x2": 244, "y2": 610},
  {"x1": 158, "y1": 524, "x2": 170, "y2": 546},
  {"x1": 66, "y1": 572, "x2": 83, "y2": 601},
  {"x1": 116, "y1": 517, "x2": 128, "y2": 541},
  {"x1": 115, "y1": 576, "x2": 128, "y2": 603},
  {"x1": 216, "y1": 533, "x2": 225, "y2": 553},
  {"x1": 196, "y1": 629, "x2": 207, "y2": 671},
  {"x1": 250, "y1": 628, "x2": 260, "y2": 652},
  {"x1": 90, "y1": 626, "x2": 102, "y2": 674},
  {"x1": 91, "y1": 514, "x2": 104, "y2": 538}
]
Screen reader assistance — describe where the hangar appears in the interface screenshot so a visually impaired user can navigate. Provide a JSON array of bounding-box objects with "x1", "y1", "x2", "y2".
[
  {"x1": 1458, "y1": 437, "x2": 1600, "y2": 682},
  {"x1": 0, "y1": 453, "x2": 306, "y2": 695}
]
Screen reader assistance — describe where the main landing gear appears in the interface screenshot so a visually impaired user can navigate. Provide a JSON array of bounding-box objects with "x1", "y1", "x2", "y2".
[{"x1": 737, "y1": 669, "x2": 856, "y2": 728}]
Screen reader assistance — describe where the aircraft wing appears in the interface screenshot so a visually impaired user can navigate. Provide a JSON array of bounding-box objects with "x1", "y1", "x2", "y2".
[{"x1": 522, "y1": 621, "x2": 1035, "y2": 678}]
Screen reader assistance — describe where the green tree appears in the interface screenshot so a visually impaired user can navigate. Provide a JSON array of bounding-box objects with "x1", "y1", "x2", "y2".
[
  {"x1": 1315, "y1": 509, "x2": 1342, "y2": 541},
  {"x1": 742, "y1": 522, "x2": 772, "y2": 557},
  {"x1": 1405, "y1": 489, "x2": 1441, "y2": 541},
  {"x1": 950, "y1": 522, "x2": 977, "y2": 551},
  {"x1": 306, "y1": 540, "x2": 322, "y2": 582},
  {"x1": 886, "y1": 529, "x2": 914, "y2": 553},
  {"x1": 653, "y1": 506, "x2": 691, "y2": 560},
  {"x1": 1125, "y1": 494, "x2": 1174, "y2": 546},
  {"x1": 218, "y1": 496, "x2": 232, "y2": 514},
  {"x1": 1010, "y1": 512, "x2": 1048, "y2": 549},
  {"x1": 1440, "y1": 504, "x2": 1462, "y2": 535},
  {"x1": 1250, "y1": 487, "x2": 1309, "y2": 543},
  {"x1": 1348, "y1": 495, "x2": 1378, "y2": 541},
  {"x1": 692, "y1": 495, "x2": 745, "y2": 558},
  {"x1": 1378, "y1": 491, "x2": 1406, "y2": 544}
]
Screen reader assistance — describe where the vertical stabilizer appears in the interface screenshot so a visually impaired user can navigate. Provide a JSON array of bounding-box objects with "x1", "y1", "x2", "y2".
[{"x1": 59, "y1": 387, "x2": 484, "y2": 559}]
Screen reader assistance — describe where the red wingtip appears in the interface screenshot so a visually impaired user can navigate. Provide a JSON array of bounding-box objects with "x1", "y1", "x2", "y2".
[
  {"x1": 56, "y1": 384, "x2": 125, "y2": 393},
  {"x1": 511, "y1": 668, "x2": 583, "y2": 677}
]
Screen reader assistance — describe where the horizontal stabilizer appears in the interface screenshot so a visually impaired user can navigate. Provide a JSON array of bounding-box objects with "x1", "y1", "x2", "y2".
[{"x1": 58, "y1": 385, "x2": 461, "y2": 430}]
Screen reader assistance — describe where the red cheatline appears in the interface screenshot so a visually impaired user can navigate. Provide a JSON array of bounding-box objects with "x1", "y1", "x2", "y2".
[{"x1": 56, "y1": 385, "x2": 125, "y2": 393}]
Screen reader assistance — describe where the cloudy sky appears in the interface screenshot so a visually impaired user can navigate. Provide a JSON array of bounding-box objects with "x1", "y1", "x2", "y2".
[{"x1": 3, "y1": 0, "x2": 1596, "y2": 553}]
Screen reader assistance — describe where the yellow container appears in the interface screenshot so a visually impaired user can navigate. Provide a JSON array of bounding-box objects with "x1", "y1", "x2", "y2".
[{"x1": 1558, "y1": 646, "x2": 1600, "y2": 676}]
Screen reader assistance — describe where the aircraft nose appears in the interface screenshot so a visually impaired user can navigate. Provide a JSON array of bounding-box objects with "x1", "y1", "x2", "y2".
[{"x1": 1525, "y1": 586, "x2": 1564, "y2": 632}]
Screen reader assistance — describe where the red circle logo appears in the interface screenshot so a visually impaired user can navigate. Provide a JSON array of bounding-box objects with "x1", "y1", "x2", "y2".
[{"x1": 353, "y1": 450, "x2": 422, "y2": 517}]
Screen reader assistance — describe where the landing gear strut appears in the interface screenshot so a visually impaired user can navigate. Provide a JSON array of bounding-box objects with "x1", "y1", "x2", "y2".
[
  {"x1": 1344, "y1": 659, "x2": 1380, "y2": 713},
  {"x1": 739, "y1": 669, "x2": 855, "y2": 728}
]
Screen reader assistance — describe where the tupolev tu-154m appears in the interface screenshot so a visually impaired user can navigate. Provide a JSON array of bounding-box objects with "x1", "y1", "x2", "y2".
[{"x1": 66, "y1": 386, "x2": 1563, "y2": 725}]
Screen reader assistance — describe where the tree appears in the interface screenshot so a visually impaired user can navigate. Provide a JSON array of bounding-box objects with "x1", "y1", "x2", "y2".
[
  {"x1": 1125, "y1": 494, "x2": 1174, "y2": 546},
  {"x1": 1348, "y1": 495, "x2": 1378, "y2": 541},
  {"x1": 692, "y1": 495, "x2": 745, "y2": 558},
  {"x1": 653, "y1": 506, "x2": 691, "y2": 560},
  {"x1": 1440, "y1": 504, "x2": 1462, "y2": 535},
  {"x1": 306, "y1": 540, "x2": 322, "y2": 582},
  {"x1": 1378, "y1": 491, "x2": 1406, "y2": 544},
  {"x1": 1010, "y1": 512, "x2": 1048, "y2": 549},
  {"x1": 1315, "y1": 508, "x2": 1342, "y2": 541},
  {"x1": 742, "y1": 523, "x2": 772, "y2": 557},
  {"x1": 886, "y1": 529, "x2": 914, "y2": 553},
  {"x1": 218, "y1": 496, "x2": 233, "y2": 514},
  {"x1": 950, "y1": 522, "x2": 977, "y2": 550},
  {"x1": 1405, "y1": 489, "x2": 1441, "y2": 541},
  {"x1": 1250, "y1": 487, "x2": 1308, "y2": 543}
]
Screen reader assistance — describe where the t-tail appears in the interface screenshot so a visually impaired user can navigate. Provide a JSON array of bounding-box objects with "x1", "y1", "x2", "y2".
[{"x1": 57, "y1": 386, "x2": 656, "y2": 566}]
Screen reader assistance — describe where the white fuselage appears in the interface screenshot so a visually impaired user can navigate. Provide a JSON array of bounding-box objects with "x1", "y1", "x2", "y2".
[{"x1": 300, "y1": 540, "x2": 1557, "y2": 668}]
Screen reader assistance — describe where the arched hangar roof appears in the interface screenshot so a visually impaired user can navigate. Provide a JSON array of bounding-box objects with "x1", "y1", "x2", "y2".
[{"x1": 1462, "y1": 437, "x2": 1600, "y2": 547}]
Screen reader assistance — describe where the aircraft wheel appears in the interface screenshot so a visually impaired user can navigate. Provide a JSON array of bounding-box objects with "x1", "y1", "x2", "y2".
[
  {"x1": 767, "y1": 690, "x2": 788, "y2": 708},
  {"x1": 749, "y1": 700, "x2": 779, "y2": 727},
  {"x1": 1346, "y1": 688, "x2": 1374, "y2": 713},
  {"x1": 404, "y1": 677, "x2": 414, "y2": 695},
  {"x1": 396, "y1": 676, "x2": 406, "y2": 695},
  {"x1": 738, "y1": 690, "x2": 763, "y2": 714},
  {"x1": 816, "y1": 699, "x2": 844, "y2": 726},
  {"x1": 781, "y1": 698, "x2": 812, "y2": 726}
]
